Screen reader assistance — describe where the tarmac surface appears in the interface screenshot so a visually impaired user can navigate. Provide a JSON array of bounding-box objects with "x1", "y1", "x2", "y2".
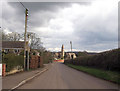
[
  {"x1": 2, "y1": 64, "x2": 50, "y2": 89},
  {"x1": 18, "y1": 62, "x2": 119, "y2": 89}
]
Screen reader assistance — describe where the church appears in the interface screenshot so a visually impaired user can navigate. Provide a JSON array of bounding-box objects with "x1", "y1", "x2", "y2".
[{"x1": 61, "y1": 44, "x2": 64, "y2": 59}]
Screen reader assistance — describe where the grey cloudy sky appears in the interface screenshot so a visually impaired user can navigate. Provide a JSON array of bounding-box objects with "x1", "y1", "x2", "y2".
[{"x1": 2, "y1": 0, "x2": 118, "y2": 52}]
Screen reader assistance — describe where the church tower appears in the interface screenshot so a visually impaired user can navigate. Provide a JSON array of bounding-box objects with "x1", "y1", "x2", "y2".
[{"x1": 61, "y1": 44, "x2": 64, "y2": 59}]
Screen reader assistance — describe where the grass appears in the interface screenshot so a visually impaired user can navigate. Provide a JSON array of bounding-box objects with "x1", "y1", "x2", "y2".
[{"x1": 66, "y1": 63, "x2": 120, "y2": 84}]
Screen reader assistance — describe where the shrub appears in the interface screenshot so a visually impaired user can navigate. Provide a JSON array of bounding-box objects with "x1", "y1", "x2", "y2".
[
  {"x1": 64, "y1": 48, "x2": 120, "y2": 72},
  {"x1": 2, "y1": 53, "x2": 24, "y2": 72},
  {"x1": 42, "y1": 51, "x2": 53, "y2": 64}
]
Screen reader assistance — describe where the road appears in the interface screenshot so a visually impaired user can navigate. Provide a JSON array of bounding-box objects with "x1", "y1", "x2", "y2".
[{"x1": 18, "y1": 62, "x2": 119, "y2": 89}]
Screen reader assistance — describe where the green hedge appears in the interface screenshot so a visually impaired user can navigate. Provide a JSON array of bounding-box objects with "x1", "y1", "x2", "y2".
[
  {"x1": 42, "y1": 51, "x2": 53, "y2": 64},
  {"x1": 2, "y1": 53, "x2": 24, "y2": 72},
  {"x1": 64, "y1": 48, "x2": 120, "y2": 71}
]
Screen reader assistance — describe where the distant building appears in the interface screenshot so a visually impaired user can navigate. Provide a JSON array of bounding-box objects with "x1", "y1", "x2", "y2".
[
  {"x1": 53, "y1": 45, "x2": 77, "y2": 60},
  {"x1": 61, "y1": 44, "x2": 64, "y2": 59},
  {"x1": 65, "y1": 53, "x2": 76, "y2": 60}
]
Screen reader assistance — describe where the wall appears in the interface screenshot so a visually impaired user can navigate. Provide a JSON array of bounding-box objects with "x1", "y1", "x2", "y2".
[{"x1": 30, "y1": 55, "x2": 43, "y2": 69}]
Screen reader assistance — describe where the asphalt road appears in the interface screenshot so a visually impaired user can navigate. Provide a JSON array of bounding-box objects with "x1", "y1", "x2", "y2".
[{"x1": 18, "y1": 62, "x2": 119, "y2": 89}]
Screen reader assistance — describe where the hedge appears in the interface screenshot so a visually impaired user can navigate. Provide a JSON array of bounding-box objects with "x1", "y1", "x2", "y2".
[
  {"x1": 42, "y1": 51, "x2": 53, "y2": 64},
  {"x1": 2, "y1": 53, "x2": 24, "y2": 72},
  {"x1": 64, "y1": 48, "x2": 120, "y2": 72}
]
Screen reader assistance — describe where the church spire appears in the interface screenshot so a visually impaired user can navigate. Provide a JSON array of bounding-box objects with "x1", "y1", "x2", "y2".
[{"x1": 61, "y1": 44, "x2": 64, "y2": 59}]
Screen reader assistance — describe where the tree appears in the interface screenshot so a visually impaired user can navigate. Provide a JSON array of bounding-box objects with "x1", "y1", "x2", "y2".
[
  {"x1": 2, "y1": 31, "x2": 8, "y2": 41},
  {"x1": 2, "y1": 30, "x2": 45, "y2": 51},
  {"x1": 7, "y1": 32, "x2": 21, "y2": 41},
  {"x1": 27, "y1": 32, "x2": 44, "y2": 51},
  {"x1": 2, "y1": 31, "x2": 21, "y2": 41}
]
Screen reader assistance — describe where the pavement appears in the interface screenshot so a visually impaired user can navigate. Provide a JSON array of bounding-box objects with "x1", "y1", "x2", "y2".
[
  {"x1": 17, "y1": 62, "x2": 119, "y2": 89},
  {"x1": 2, "y1": 63, "x2": 52, "y2": 90}
]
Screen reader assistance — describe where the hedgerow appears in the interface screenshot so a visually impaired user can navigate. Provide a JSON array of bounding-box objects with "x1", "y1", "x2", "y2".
[
  {"x1": 2, "y1": 53, "x2": 24, "y2": 72},
  {"x1": 64, "y1": 48, "x2": 120, "y2": 71}
]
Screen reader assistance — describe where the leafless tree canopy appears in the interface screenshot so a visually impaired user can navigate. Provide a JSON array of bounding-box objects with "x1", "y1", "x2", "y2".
[{"x1": 2, "y1": 31, "x2": 45, "y2": 51}]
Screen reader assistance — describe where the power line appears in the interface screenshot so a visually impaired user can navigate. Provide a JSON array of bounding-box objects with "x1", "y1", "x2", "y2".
[
  {"x1": 18, "y1": 0, "x2": 27, "y2": 9},
  {"x1": 18, "y1": 0, "x2": 29, "y2": 70}
]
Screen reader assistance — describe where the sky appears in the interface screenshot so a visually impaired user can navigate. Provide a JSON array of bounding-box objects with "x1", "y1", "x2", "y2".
[{"x1": 1, "y1": 0, "x2": 119, "y2": 52}]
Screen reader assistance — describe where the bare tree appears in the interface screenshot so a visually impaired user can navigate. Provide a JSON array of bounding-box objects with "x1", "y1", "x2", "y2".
[
  {"x1": 2, "y1": 31, "x2": 8, "y2": 41},
  {"x1": 2, "y1": 31, "x2": 21, "y2": 41},
  {"x1": 27, "y1": 32, "x2": 44, "y2": 50},
  {"x1": 2, "y1": 30, "x2": 45, "y2": 51},
  {"x1": 7, "y1": 32, "x2": 21, "y2": 41}
]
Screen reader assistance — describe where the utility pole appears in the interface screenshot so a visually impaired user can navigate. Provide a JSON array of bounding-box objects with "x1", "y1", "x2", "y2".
[
  {"x1": 18, "y1": 1, "x2": 29, "y2": 70},
  {"x1": 27, "y1": 34, "x2": 30, "y2": 70},
  {"x1": 24, "y1": 9, "x2": 28, "y2": 70},
  {"x1": 70, "y1": 41, "x2": 72, "y2": 52}
]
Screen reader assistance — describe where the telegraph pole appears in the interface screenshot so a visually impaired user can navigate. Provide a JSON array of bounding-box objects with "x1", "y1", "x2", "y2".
[
  {"x1": 24, "y1": 9, "x2": 28, "y2": 70},
  {"x1": 18, "y1": 1, "x2": 29, "y2": 70},
  {"x1": 70, "y1": 41, "x2": 72, "y2": 52}
]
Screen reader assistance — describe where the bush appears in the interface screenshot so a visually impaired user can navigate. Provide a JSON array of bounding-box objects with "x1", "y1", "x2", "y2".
[
  {"x1": 2, "y1": 53, "x2": 24, "y2": 72},
  {"x1": 65, "y1": 48, "x2": 120, "y2": 72},
  {"x1": 42, "y1": 51, "x2": 53, "y2": 64}
]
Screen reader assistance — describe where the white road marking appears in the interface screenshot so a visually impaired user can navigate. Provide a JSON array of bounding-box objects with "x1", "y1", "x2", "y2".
[{"x1": 10, "y1": 68, "x2": 48, "y2": 91}]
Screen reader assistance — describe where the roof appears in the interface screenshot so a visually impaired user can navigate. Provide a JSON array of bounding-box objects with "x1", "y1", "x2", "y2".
[{"x1": 2, "y1": 41, "x2": 25, "y2": 49}]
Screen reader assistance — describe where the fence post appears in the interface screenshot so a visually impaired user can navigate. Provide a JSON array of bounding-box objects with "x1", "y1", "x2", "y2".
[
  {"x1": 2, "y1": 64, "x2": 6, "y2": 77},
  {"x1": 40, "y1": 56, "x2": 43, "y2": 67}
]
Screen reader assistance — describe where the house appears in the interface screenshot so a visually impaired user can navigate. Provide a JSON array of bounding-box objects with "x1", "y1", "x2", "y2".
[{"x1": 2, "y1": 41, "x2": 30, "y2": 55}]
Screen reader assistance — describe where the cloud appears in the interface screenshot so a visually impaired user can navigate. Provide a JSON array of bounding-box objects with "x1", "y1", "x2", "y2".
[
  {"x1": 72, "y1": 0, "x2": 118, "y2": 51},
  {"x1": 42, "y1": 0, "x2": 118, "y2": 52},
  {"x1": 2, "y1": 1, "x2": 118, "y2": 52},
  {"x1": 2, "y1": 2, "x2": 25, "y2": 33}
]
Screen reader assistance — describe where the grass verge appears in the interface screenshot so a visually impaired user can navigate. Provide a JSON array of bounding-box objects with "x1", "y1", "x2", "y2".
[{"x1": 66, "y1": 63, "x2": 120, "y2": 84}]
